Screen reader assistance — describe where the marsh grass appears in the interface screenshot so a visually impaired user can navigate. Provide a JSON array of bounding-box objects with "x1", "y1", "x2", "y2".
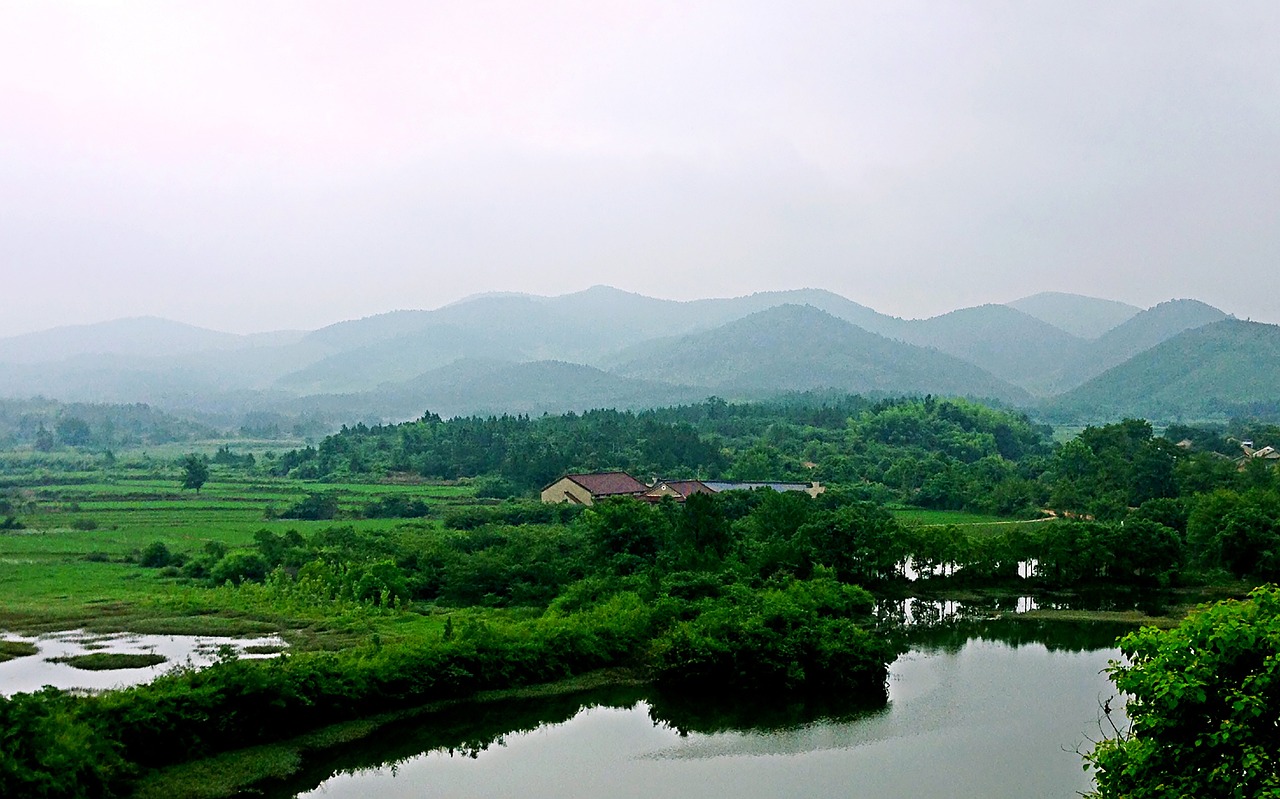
[
  {"x1": 49, "y1": 652, "x2": 167, "y2": 670},
  {"x1": 0, "y1": 639, "x2": 38, "y2": 662},
  {"x1": 241, "y1": 644, "x2": 286, "y2": 654}
]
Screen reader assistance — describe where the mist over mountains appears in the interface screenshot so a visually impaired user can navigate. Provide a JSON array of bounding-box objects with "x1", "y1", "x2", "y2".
[{"x1": 0, "y1": 286, "x2": 1269, "y2": 430}]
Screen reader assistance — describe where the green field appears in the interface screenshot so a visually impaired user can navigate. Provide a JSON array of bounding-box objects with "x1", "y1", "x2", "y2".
[
  {"x1": 0, "y1": 460, "x2": 479, "y2": 645},
  {"x1": 891, "y1": 507, "x2": 1053, "y2": 539}
]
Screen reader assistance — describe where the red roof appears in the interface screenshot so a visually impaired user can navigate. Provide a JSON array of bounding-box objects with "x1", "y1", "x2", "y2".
[{"x1": 563, "y1": 472, "x2": 647, "y2": 497}]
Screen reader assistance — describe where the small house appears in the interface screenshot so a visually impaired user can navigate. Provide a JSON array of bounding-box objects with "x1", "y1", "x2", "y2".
[{"x1": 540, "y1": 472, "x2": 648, "y2": 505}]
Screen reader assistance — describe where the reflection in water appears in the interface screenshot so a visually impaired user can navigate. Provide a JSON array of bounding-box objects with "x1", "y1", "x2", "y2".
[{"x1": 280, "y1": 621, "x2": 1124, "y2": 799}]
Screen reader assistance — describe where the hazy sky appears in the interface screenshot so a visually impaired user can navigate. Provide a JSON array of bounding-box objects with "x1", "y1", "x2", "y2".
[{"x1": 2, "y1": 1, "x2": 1277, "y2": 336}]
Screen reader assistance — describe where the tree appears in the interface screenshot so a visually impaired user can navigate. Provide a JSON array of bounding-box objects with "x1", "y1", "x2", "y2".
[
  {"x1": 794, "y1": 502, "x2": 904, "y2": 583},
  {"x1": 33, "y1": 423, "x2": 53, "y2": 452},
  {"x1": 55, "y1": 417, "x2": 92, "y2": 447},
  {"x1": 180, "y1": 454, "x2": 209, "y2": 493},
  {"x1": 1087, "y1": 586, "x2": 1280, "y2": 798}
]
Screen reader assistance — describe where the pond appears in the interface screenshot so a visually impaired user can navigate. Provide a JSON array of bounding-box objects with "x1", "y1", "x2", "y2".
[
  {"x1": 270, "y1": 618, "x2": 1128, "y2": 799},
  {"x1": 0, "y1": 629, "x2": 287, "y2": 694}
]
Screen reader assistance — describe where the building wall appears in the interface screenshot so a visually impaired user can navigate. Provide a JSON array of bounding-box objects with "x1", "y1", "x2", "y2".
[{"x1": 541, "y1": 477, "x2": 596, "y2": 505}]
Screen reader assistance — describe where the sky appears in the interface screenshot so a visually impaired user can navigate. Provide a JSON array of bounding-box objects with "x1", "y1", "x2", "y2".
[{"x1": 1, "y1": 1, "x2": 1278, "y2": 337}]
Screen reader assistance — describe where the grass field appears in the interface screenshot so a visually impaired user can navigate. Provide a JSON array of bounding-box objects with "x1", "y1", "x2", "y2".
[
  {"x1": 891, "y1": 507, "x2": 1054, "y2": 539},
  {"x1": 0, "y1": 460, "x2": 481, "y2": 644}
]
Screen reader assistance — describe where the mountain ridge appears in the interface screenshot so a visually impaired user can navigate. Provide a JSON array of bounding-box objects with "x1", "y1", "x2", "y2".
[{"x1": 0, "y1": 287, "x2": 1250, "y2": 426}]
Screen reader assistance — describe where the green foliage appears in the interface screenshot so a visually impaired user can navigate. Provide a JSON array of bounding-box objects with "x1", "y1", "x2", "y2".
[
  {"x1": 50, "y1": 653, "x2": 167, "y2": 671},
  {"x1": 794, "y1": 502, "x2": 905, "y2": 583},
  {"x1": 0, "y1": 688, "x2": 129, "y2": 797},
  {"x1": 34, "y1": 424, "x2": 54, "y2": 452},
  {"x1": 1087, "y1": 586, "x2": 1280, "y2": 798},
  {"x1": 139, "y1": 541, "x2": 172, "y2": 568},
  {"x1": 441, "y1": 501, "x2": 580, "y2": 530},
  {"x1": 55, "y1": 417, "x2": 92, "y2": 448},
  {"x1": 0, "y1": 640, "x2": 38, "y2": 663},
  {"x1": 211, "y1": 445, "x2": 255, "y2": 470},
  {"x1": 0, "y1": 398, "x2": 212, "y2": 450},
  {"x1": 210, "y1": 552, "x2": 269, "y2": 585},
  {"x1": 650, "y1": 576, "x2": 895, "y2": 692},
  {"x1": 1046, "y1": 420, "x2": 1177, "y2": 519},
  {"x1": 362, "y1": 495, "x2": 431, "y2": 519},
  {"x1": 278, "y1": 492, "x2": 339, "y2": 521},
  {"x1": 180, "y1": 454, "x2": 209, "y2": 493},
  {"x1": 1187, "y1": 489, "x2": 1280, "y2": 579},
  {"x1": 270, "y1": 396, "x2": 1053, "y2": 514}
]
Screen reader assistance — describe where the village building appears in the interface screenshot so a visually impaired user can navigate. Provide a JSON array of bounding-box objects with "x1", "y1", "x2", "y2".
[
  {"x1": 540, "y1": 471, "x2": 648, "y2": 505},
  {"x1": 641, "y1": 479, "x2": 717, "y2": 502},
  {"x1": 543, "y1": 472, "x2": 827, "y2": 505},
  {"x1": 1237, "y1": 441, "x2": 1280, "y2": 469}
]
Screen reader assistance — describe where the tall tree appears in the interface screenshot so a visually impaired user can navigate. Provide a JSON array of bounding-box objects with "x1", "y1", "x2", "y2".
[{"x1": 180, "y1": 454, "x2": 209, "y2": 493}]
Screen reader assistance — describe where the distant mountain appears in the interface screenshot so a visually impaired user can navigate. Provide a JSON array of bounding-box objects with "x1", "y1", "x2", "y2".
[
  {"x1": 277, "y1": 323, "x2": 524, "y2": 394},
  {"x1": 1043, "y1": 319, "x2": 1280, "y2": 421},
  {"x1": 291, "y1": 286, "x2": 903, "y2": 389},
  {"x1": 892, "y1": 304, "x2": 1086, "y2": 391},
  {"x1": 0, "y1": 317, "x2": 259, "y2": 364},
  {"x1": 610, "y1": 304, "x2": 1030, "y2": 403},
  {"x1": 1006, "y1": 292, "x2": 1141, "y2": 339},
  {"x1": 365, "y1": 358, "x2": 703, "y2": 419},
  {"x1": 1045, "y1": 299, "x2": 1230, "y2": 393},
  {"x1": 1, "y1": 289, "x2": 1253, "y2": 428}
]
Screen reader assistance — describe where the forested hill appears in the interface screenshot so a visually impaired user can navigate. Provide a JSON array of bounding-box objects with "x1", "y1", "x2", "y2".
[
  {"x1": 0, "y1": 287, "x2": 1250, "y2": 428},
  {"x1": 0, "y1": 398, "x2": 214, "y2": 449},
  {"x1": 274, "y1": 394, "x2": 1054, "y2": 514},
  {"x1": 608, "y1": 304, "x2": 1030, "y2": 404},
  {"x1": 1043, "y1": 319, "x2": 1280, "y2": 421},
  {"x1": 1042, "y1": 298, "x2": 1229, "y2": 394}
]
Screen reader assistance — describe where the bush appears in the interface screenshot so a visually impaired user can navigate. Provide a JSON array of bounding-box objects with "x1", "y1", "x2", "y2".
[
  {"x1": 363, "y1": 495, "x2": 431, "y2": 519},
  {"x1": 473, "y1": 476, "x2": 521, "y2": 500},
  {"x1": 1088, "y1": 586, "x2": 1280, "y2": 798},
  {"x1": 210, "y1": 552, "x2": 269, "y2": 585},
  {"x1": 139, "y1": 541, "x2": 172, "y2": 568},
  {"x1": 70, "y1": 517, "x2": 98, "y2": 531},
  {"x1": 279, "y1": 492, "x2": 340, "y2": 521}
]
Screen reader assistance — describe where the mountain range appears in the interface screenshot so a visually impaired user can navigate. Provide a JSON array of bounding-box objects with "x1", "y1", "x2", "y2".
[{"x1": 0, "y1": 286, "x2": 1268, "y2": 428}]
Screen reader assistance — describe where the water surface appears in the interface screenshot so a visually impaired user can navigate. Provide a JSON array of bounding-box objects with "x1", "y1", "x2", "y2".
[
  {"x1": 286, "y1": 620, "x2": 1125, "y2": 799},
  {"x1": 0, "y1": 629, "x2": 286, "y2": 694}
]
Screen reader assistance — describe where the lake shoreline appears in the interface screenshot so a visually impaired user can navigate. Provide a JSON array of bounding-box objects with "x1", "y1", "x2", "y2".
[{"x1": 130, "y1": 667, "x2": 652, "y2": 799}]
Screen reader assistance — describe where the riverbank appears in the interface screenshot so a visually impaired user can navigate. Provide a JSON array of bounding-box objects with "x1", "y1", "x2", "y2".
[{"x1": 130, "y1": 667, "x2": 650, "y2": 799}]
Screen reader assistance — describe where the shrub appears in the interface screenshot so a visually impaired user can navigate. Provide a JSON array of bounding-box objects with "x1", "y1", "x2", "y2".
[
  {"x1": 1087, "y1": 587, "x2": 1280, "y2": 798},
  {"x1": 279, "y1": 492, "x2": 340, "y2": 521},
  {"x1": 210, "y1": 552, "x2": 269, "y2": 585},
  {"x1": 139, "y1": 541, "x2": 172, "y2": 568}
]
